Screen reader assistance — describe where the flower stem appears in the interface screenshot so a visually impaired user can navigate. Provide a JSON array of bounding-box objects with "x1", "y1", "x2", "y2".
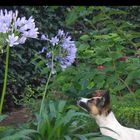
[
  {"x1": 37, "y1": 51, "x2": 54, "y2": 131},
  {"x1": 39, "y1": 71, "x2": 52, "y2": 116},
  {"x1": 0, "y1": 46, "x2": 10, "y2": 114}
]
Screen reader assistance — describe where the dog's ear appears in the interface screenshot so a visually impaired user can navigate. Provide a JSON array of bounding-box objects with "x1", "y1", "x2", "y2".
[
  {"x1": 96, "y1": 90, "x2": 110, "y2": 107},
  {"x1": 101, "y1": 90, "x2": 110, "y2": 106}
]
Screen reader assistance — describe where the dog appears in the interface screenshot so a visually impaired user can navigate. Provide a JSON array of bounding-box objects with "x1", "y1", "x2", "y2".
[{"x1": 77, "y1": 90, "x2": 140, "y2": 140}]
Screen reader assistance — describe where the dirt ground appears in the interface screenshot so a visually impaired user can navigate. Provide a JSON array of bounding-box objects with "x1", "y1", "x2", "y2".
[{"x1": 0, "y1": 108, "x2": 32, "y2": 127}]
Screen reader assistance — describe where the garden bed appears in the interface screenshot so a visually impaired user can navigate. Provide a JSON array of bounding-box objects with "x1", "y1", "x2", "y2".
[{"x1": 0, "y1": 108, "x2": 32, "y2": 127}]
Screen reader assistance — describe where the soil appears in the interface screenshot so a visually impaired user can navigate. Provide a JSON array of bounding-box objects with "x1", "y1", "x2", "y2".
[{"x1": 0, "y1": 107, "x2": 33, "y2": 127}]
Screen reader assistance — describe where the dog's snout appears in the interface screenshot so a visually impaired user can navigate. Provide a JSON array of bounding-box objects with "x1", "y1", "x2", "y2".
[{"x1": 77, "y1": 97, "x2": 82, "y2": 105}]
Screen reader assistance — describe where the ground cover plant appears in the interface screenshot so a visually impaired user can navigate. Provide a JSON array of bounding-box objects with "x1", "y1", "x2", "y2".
[{"x1": 0, "y1": 6, "x2": 140, "y2": 140}]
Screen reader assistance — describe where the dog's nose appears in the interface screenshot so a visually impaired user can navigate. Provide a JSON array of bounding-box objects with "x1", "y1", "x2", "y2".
[
  {"x1": 77, "y1": 97, "x2": 82, "y2": 105},
  {"x1": 77, "y1": 97, "x2": 82, "y2": 104}
]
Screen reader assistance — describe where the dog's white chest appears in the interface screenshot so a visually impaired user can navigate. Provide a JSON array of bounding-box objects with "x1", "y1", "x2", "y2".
[
  {"x1": 101, "y1": 127, "x2": 140, "y2": 140},
  {"x1": 95, "y1": 112, "x2": 140, "y2": 140}
]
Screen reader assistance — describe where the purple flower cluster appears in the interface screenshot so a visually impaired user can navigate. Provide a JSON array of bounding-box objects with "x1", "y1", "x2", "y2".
[
  {"x1": 59, "y1": 34, "x2": 77, "y2": 70},
  {"x1": 0, "y1": 9, "x2": 38, "y2": 47},
  {"x1": 40, "y1": 29, "x2": 77, "y2": 72}
]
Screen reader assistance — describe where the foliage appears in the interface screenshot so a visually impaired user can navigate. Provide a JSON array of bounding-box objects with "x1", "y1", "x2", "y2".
[
  {"x1": 112, "y1": 93, "x2": 140, "y2": 129},
  {"x1": 0, "y1": 126, "x2": 40, "y2": 140},
  {"x1": 117, "y1": 6, "x2": 140, "y2": 24},
  {"x1": 0, "y1": 100, "x2": 113, "y2": 140},
  {"x1": 48, "y1": 6, "x2": 140, "y2": 99},
  {"x1": 13, "y1": 84, "x2": 38, "y2": 109},
  {"x1": 34, "y1": 100, "x2": 103, "y2": 140}
]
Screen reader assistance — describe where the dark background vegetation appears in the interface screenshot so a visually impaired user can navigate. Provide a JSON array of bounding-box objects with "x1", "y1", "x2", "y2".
[{"x1": 0, "y1": 6, "x2": 140, "y2": 140}]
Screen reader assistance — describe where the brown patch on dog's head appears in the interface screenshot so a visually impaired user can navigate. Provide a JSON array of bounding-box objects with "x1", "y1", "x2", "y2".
[
  {"x1": 77, "y1": 90, "x2": 111, "y2": 116},
  {"x1": 90, "y1": 90, "x2": 111, "y2": 116}
]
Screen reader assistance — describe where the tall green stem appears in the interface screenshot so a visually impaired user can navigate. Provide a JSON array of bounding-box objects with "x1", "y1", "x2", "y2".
[
  {"x1": 39, "y1": 71, "x2": 52, "y2": 116},
  {"x1": 0, "y1": 46, "x2": 10, "y2": 114},
  {"x1": 37, "y1": 50, "x2": 54, "y2": 131}
]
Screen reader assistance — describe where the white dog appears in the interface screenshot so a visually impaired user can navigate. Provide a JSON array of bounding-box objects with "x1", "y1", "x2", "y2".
[{"x1": 77, "y1": 90, "x2": 140, "y2": 140}]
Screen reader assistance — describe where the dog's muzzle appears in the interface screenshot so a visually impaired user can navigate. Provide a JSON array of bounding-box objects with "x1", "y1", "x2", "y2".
[{"x1": 77, "y1": 97, "x2": 90, "y2": 112}]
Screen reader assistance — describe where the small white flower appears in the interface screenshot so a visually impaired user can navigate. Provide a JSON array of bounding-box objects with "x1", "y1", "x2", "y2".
[
  {"x1": 6, "y1": 34, "x2": 19, "y2": 47},
  {"x1": 0, "y1": 9, "x2": 38, "y2": 46}
]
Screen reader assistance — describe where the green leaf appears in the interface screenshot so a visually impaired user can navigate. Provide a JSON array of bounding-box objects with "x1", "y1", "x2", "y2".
[
  {"x1": 89, "y1": 136, "x2": 114, "y2": 140},
  {"x1": 92, "y1": 14, "x2": 108, "y2": 24},
  {"x1": 57, "y1": 100, "x2": 66, "y2": 118},
  {"x1": 64, "y1": 135, "x2": 72, "y2": 140},
  {"x1": 74, "y1": 134, "x2": 88, "y2": 140},
  {"x1": 78, "y1": 43, "x2": 90, "y2": 51},
  {"x1": 135, "y1": 89, "x2": 140, "y2": 94},
  {"x1": 66, "y1": 10, "x2": 78, "y2": 26},
  {"x1": 107, "y1": 8, "x2": 127, "y2": 16},
  {"x1": 87, "y1": 82, "x2": 95, "y2": 89},
  {"x1": 125, "y1": 70, "x2": 140, "y2": 84},
  {"x1": 49, "y1": 101, "x2": 57, "y2": 118},
  {"x1": 41, "y1": 67, "x2": 49, "y2": 75},
  {"x1": 1, "y1": 129, "x2": 40, "y2": 140},
  {"x1": 80, "y1": 35, "x2": 90, "y2": 41}
]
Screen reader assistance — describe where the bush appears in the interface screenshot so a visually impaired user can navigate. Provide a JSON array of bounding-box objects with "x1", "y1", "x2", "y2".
[
  {"x1": 112, "y1": 93, "x2": 140, "y2": 129},
  {"x1": 49, "y1": 7, "x2": 140, "y2": 99}
]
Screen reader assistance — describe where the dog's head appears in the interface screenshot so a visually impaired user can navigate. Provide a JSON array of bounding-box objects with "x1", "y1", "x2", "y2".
[{"x1": 77, "y1": 90, "x2": 111, "y2": 116}]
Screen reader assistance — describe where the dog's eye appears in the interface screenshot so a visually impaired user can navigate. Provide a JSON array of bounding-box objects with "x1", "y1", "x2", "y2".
[{"x1": 88, "y1": 98, "x2": 94, "y2": 103}]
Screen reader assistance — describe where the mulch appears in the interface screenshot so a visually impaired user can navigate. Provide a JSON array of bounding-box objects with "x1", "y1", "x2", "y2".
[{"x1": 0, "y1": 108, "x2": 32, "y2": 127}]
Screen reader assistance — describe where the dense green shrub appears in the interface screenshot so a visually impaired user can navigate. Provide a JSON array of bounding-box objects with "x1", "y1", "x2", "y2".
[
  {"x1": 112, "y1": 93, "x2": 140, "y2": 129},
  {"x1": 1, "y1": 6, "x2": 140, "y2": 108},
  {"x1": 49, "y1": 6, "x2": 140, "y2": 99}
]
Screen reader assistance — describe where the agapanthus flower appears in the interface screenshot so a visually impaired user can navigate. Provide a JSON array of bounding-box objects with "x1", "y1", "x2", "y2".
[
  {"x1": 50, "y1": 36, "x2": 59, "y2": 46},
  {"x1": 18, "y1": 36, "x2": 27, "y2": 44},
  {"x1": 6, "y1": 34, "x2": 19, "y2": 47},
  {"x1": 57, "y1": 29, "x2": 65, "y2": 37},
  {"x1": 39, "y1": 46, "x2": 47, "y2": 54},
  {"x1": 41, "y1": 34, "x2": 48, "y2": 41},
  {"x1": 46, "y1": 52, "x2": 52, "y2": 59},
  {"x1": 0, "y1": 9, "x2": 38, "y2": 47},
  {"x1": 59, "y1": 43, "x2": 77, "y2": 70},
  {"x1": 40, "y1": 29, "x2": 77, "y2": 73}
]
